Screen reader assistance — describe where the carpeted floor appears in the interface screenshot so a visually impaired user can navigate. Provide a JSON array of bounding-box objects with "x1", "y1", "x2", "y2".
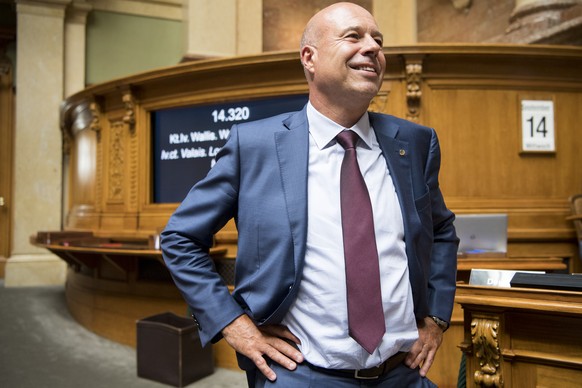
[{"x1": 0, "y1": 280, "x2": 246, "y2": 388}]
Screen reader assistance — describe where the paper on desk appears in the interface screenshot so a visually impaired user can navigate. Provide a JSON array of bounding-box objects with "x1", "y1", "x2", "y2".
[{"x1": 469, "y1": 269, "x2": 545, "y2": 288}]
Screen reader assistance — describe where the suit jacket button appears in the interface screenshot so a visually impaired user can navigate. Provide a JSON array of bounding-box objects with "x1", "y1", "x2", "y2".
[{"x1": 399, "y1": 149, "x2": 406, "y2": 156}]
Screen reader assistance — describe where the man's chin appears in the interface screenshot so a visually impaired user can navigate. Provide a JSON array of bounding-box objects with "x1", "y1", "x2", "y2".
[{"x1": 353, "y1": 85, "x2": 382, "y2": 101}]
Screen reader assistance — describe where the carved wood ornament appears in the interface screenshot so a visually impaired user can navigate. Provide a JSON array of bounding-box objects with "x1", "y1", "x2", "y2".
[
  {"x1": 122, "y1": 89, "x2": 136, "y2": 132},
  {"x1": 108, "y1": 121, "x2": 125, "y2": 202},
  {"x1": 89, "y1": 99, "x2": 102, "y2": 138},
  {"x1": 405, "y1": 59, "x2": 423, "y2": 122},
  {"x1": 471, "y1": 317, "x2": 503, "y2": 387}
]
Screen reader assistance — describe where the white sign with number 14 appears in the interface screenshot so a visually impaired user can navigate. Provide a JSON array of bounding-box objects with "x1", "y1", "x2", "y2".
[{"x1": 521, "y1": 100, "x2": 555, "y2": 152}]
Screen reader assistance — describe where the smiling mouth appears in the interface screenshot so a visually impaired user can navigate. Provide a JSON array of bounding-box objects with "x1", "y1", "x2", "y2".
[{"x1": 350, "y1": 64, "x2": 377, "y2": 74}]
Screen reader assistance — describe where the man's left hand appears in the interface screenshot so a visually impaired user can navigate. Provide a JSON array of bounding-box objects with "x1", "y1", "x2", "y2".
[{"x1": 404, "y1": 316, "x2": 444, "y2": 376}]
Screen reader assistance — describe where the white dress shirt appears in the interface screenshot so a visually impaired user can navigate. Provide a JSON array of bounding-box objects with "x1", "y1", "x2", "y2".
[{"x1": 282, "y1": 103, "x2": 418, "y2": 369}]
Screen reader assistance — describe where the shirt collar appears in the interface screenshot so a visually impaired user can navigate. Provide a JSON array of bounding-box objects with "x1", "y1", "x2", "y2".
[{"x1": 306, "y1": 102, "x2": 374, "y2": 150}]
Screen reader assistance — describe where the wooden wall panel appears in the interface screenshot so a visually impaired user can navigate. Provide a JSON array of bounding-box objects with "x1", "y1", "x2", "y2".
[
  {"x1": 397, "y1": 46, "x2": 582, "y2": 266},
  {"x1": 60, "y1": 45, "x2": 582, "y2": 263},
  {"x1": 430, "y1": 89, "x2": 582, "y2": 200}
]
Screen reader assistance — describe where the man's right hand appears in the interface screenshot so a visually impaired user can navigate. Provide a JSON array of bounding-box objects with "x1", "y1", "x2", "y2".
[{"x1": 221, "y1": 314, "x2": 304, "y2": 381}]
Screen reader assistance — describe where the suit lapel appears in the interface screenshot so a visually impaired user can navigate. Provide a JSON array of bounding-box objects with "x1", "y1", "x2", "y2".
[
  {"x1": 370, "y1": 113, "x2": 415, "y2": 226},
  {"x1": 275, "y1": 108, "x2": 309, "y2": 274}
]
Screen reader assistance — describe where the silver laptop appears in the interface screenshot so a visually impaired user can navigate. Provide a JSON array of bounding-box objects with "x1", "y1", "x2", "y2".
[{"x1": 454, "y1": 214, "x2": 508, "y2": 254}]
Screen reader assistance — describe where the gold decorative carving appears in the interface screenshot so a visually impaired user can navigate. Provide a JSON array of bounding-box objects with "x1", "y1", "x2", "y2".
[
  {"x1": 369, "y1": 92, "x2": 389, "y2": 113},
  {"x1": 89, "y1": 100, "x2": 102, "y2": 138},
  {"x1": 108, "y1": 121, "x2": 125, "y2": 201},
  {"x1": 128, "y1": 118, "x2": 139, "y2": 211},
  {"x1": 471, "y1": 317, "x2": 503, "y2": 387},
  {"x1": 95, "y1": 129, "x2": 103, "y2": 212},
  {"x1": 405, "y1": 60, "x2": 422, "y2": 122},
  {"x1": 122, "y1": 90, "x2": 136, "y2": 132}
]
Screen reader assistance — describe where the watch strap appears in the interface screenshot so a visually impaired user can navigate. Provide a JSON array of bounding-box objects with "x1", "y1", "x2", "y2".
[{"x1": 429, "y1": 315, "x2": 449, "y2": 332}]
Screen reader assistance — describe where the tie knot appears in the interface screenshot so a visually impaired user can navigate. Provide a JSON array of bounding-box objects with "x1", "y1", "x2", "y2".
[{"x1": 336, "y1": 130, "x2": 359, "y2": 150}]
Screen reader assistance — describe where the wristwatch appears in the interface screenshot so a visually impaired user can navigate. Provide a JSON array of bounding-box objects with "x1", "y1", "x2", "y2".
[{"x1": 429, "y1": 315, "x2": 449, "y2": 332}]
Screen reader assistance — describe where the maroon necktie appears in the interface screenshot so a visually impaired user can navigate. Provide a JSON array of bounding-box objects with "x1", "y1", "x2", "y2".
[{"x1": 336, "y1": 130, "x2": 385, "y2": 354}]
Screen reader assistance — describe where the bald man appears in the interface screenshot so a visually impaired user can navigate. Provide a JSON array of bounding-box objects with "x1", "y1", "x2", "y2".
[{"x1": 162, "y1": 3, "x2": 458, "y2": 387}]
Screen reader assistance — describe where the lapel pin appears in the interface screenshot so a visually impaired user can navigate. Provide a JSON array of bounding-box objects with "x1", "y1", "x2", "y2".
[{"x1": 399, "y1": 149, "x2": 406, "y2": 156}]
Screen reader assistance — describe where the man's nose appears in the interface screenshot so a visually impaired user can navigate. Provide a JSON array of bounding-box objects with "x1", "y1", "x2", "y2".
[{"x1": 361, "y1": 35, "x2": 382, "y2": 55}]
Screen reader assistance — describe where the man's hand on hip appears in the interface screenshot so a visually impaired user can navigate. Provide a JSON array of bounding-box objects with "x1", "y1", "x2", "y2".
[
  {"x1": 405, "y1": 316, "x2": 444, "y2": 377},
  {"x1": 221, "y1": 314, "x2": 304, "y2": 382}
]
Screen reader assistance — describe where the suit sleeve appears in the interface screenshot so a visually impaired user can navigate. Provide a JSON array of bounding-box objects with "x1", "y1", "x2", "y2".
[
  {"x1": 425, "y1": 128, "x2": 459, "y2": 323},
  {"x1": 160, "y1": 125, "x2": 244, "y2": 346}
]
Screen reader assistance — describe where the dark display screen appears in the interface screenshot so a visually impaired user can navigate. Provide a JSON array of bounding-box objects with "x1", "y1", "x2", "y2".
[{"x1": 152, "y1": 94, "x2": 308, "y2": 203}]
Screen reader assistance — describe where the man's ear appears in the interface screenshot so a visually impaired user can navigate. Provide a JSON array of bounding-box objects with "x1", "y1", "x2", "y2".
[{"x1": 300, "y1": 46, "x2": 316, "y2": 76}]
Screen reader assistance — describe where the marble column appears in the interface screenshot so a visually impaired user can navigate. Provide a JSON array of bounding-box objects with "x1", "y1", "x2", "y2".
[
  {"x1": 62, "y1": 1, "x2": 92, "y2": 230},
  {"x1": 182, "y1": 0, "x2": 262, "y2": 60},
  {"x1": 5, "y1": 0, "x2": 70, "y2": 287},
  {"x1": 64, "y1": 0, "x2": 91, "y2": 98}
]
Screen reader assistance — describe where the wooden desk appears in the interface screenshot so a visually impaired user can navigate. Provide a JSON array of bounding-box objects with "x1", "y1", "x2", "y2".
[
  {"x1": 456, "y1": 284, "x2": 582, "y2": 388},
  {"x1": 32, "y1": 232, "x2": 229, "y2": 283},
  {"x1": 457, "y1": 256, "x2": 568, "y2": 272},
  {"x1": 32, "y1": 232, "x2": 239, "y2": 369},
  {"x1": 456, "y1": 256, "x2": 569, "y2": 283},
  {"x1": 35, "y1": 232, "x2": 574, "y2": 379},
  {"x1": 428, "y1": 256, "x2": 569, "y2": 388}
]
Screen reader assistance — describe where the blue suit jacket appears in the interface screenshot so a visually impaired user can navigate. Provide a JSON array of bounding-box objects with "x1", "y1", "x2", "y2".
[{"x1": 161, "y1": 106, "x2": 458, "y2": 349}]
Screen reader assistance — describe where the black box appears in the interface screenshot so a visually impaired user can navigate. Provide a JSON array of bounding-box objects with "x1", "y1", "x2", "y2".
[
  {"x1": 510, "y1": 272, "x2": 582, "y2": 292},
  {"x1": 137, "y1": 312, "x2": 214, "y2": 387}
]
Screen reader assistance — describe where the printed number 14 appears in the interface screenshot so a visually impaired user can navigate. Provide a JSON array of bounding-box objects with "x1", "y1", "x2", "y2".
[{"x1": 526, "y1": 116, "x2": 547, "y2": 138}]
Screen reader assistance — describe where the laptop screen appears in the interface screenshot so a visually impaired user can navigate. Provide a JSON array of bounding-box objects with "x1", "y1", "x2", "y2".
[{"x1": 454, "y1": 214, "x2": 508, "y2": 254}]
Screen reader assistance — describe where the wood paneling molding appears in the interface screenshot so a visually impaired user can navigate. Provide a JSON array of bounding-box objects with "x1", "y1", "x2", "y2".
[{"x1": 60, "y1": 45, "x2": 582, "y2": 263}]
